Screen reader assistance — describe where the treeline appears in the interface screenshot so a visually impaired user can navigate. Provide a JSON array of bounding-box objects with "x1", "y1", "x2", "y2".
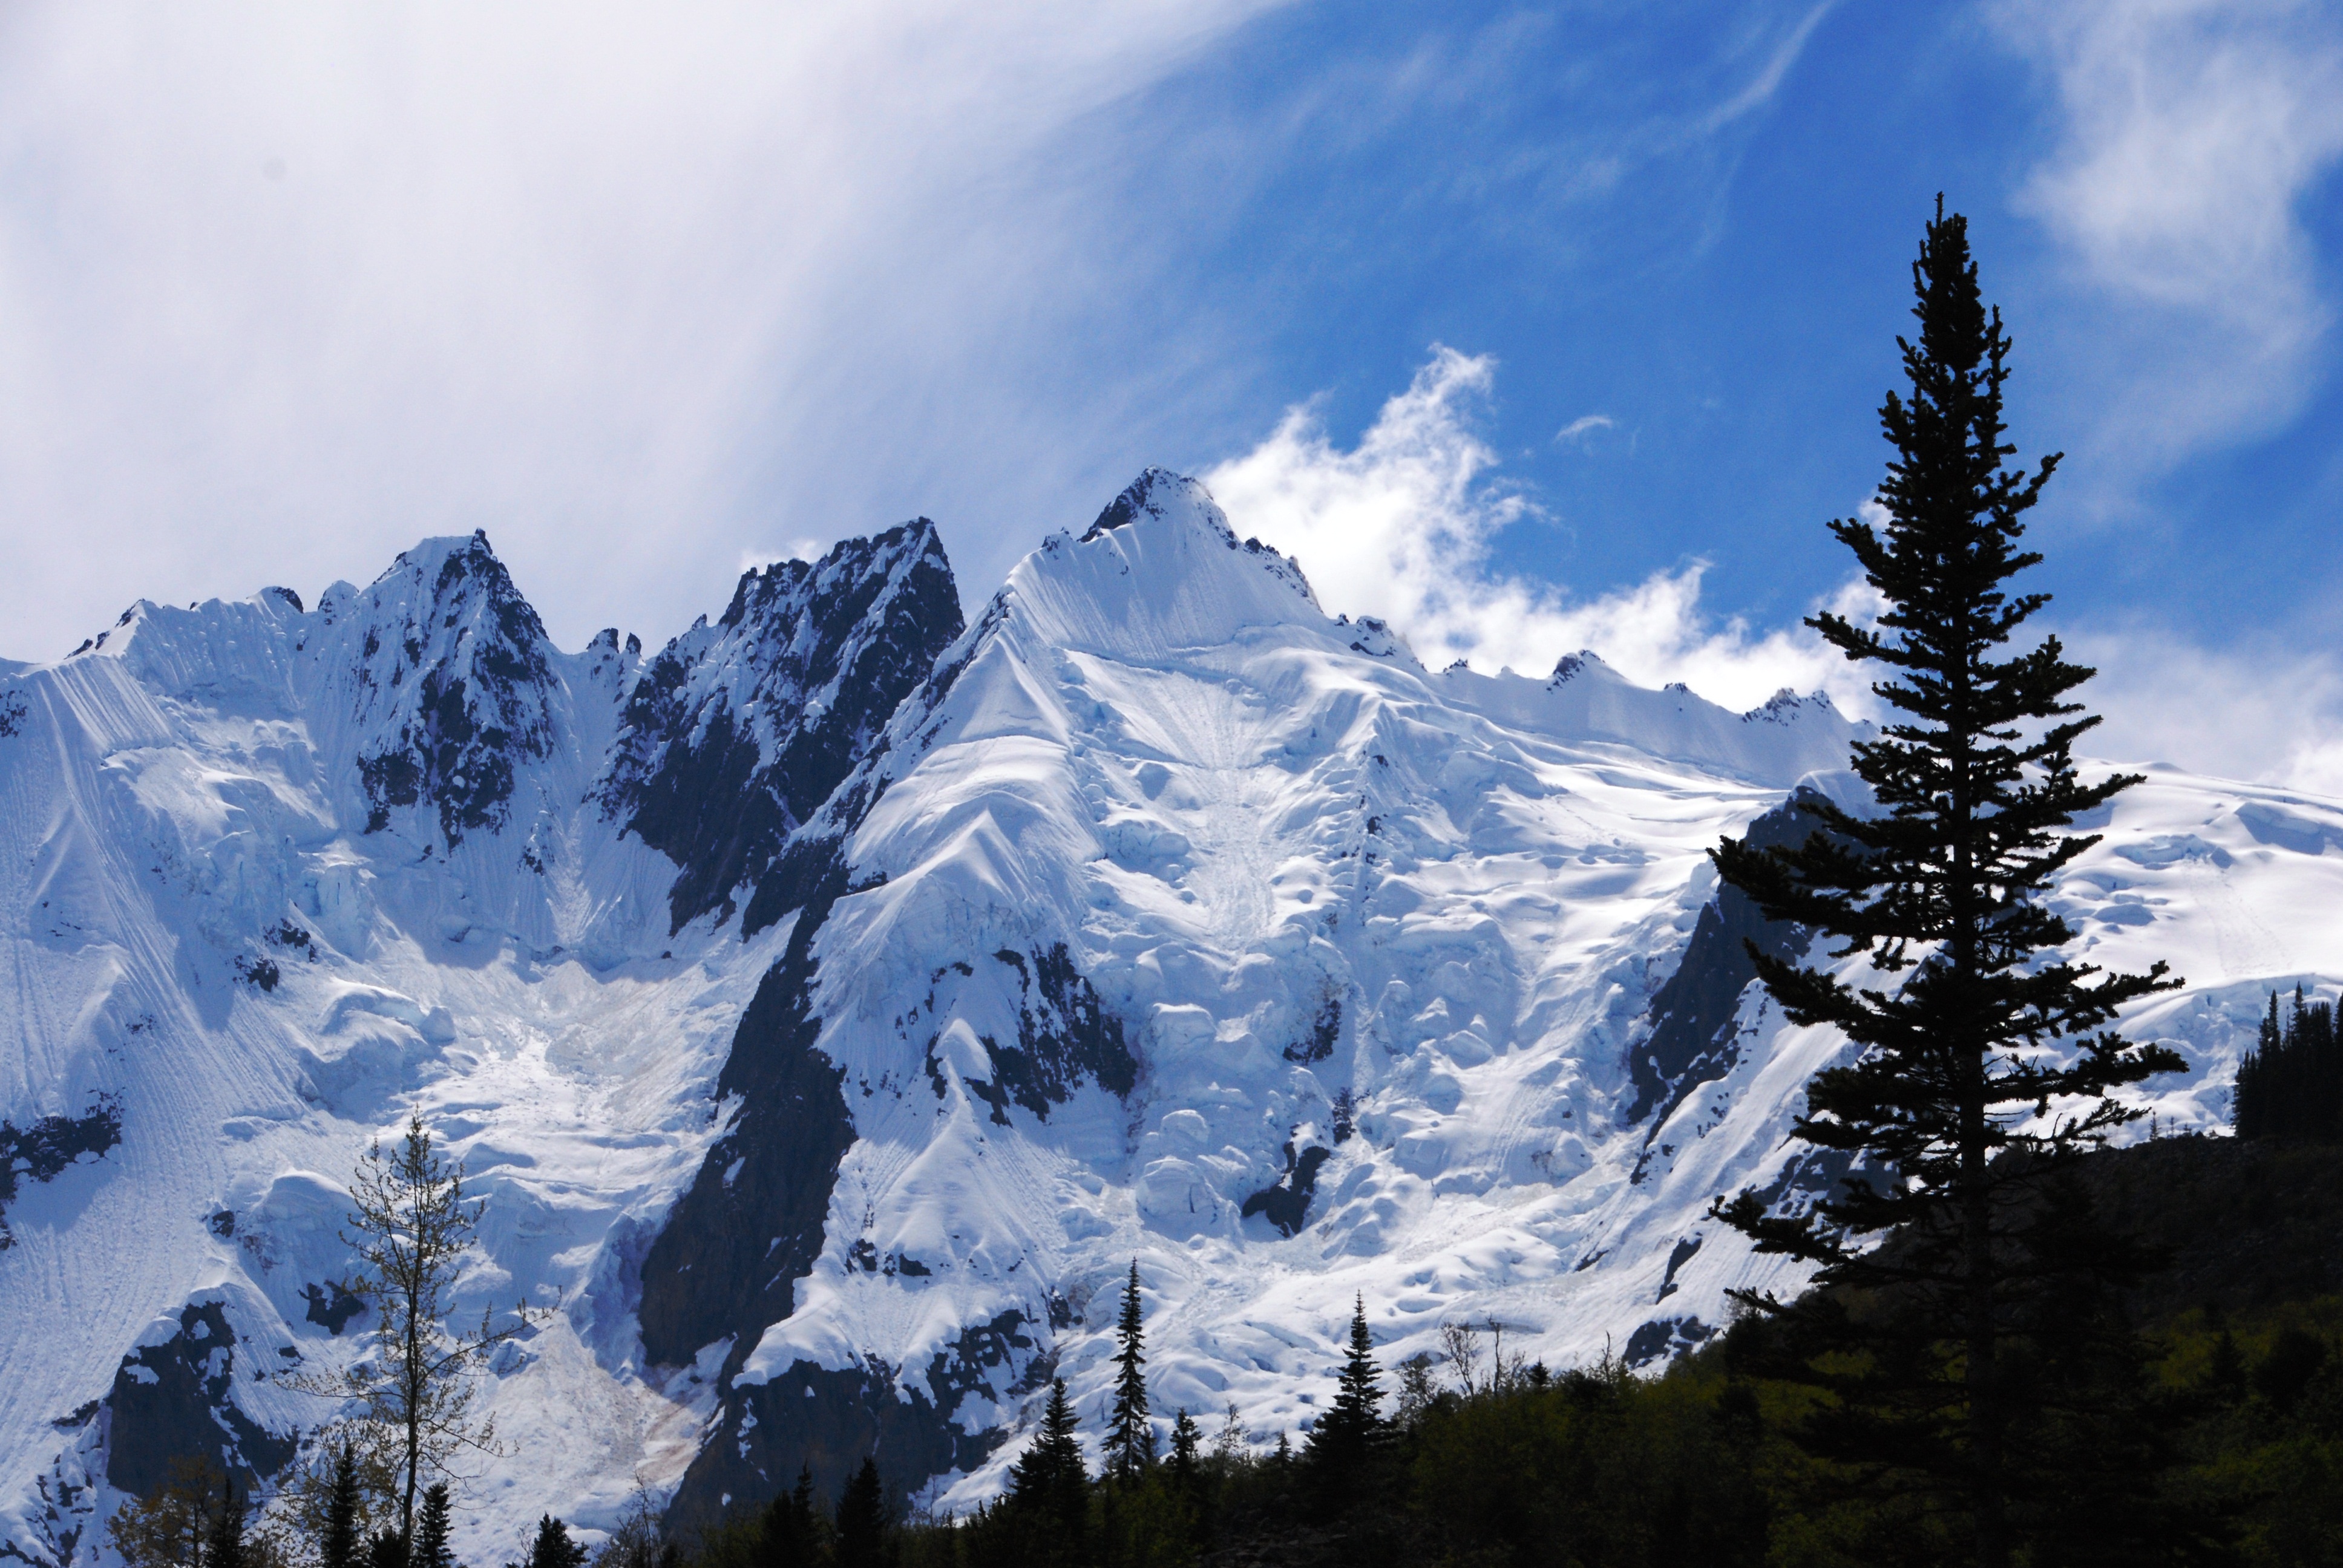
[
  {"x1": 108, "y1": 1276, "x2": 2343, "y2": 1568},
  {"x1": 2235, "y1": 987, "x2": 2343, "y2": 1140},
  {"x1": 617, "y1": 1258, "x2": 2343, "y2": 1567}
]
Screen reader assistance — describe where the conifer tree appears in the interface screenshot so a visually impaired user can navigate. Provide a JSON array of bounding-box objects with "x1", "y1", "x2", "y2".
[
  {"x1": 1709, "y1": 199, "x2": 2183, "y2": 1568},
  {"x1": 208, "y1": 1483, "x2": 247, "y2": 1568},
  {"x1": 1168, "y1": 1410, "x2": 1201, "y2": 1485},
  {"x1": 758, "y1": 1466, "x2": 823, "y2": 1568},
  {"x1": 1104, "y1": 1261, "x2": 1155, "y2": 1482},
  {"x1": 832, "y1": 1457, "x2": 888, "y2": 1568},
  {"x1": 2235, "y1": 985, "x2": 2343, "y2": 1140},
  {"x1": 1305, "y1": 1295, "x2": 1386, "y2": 1484},
  {"x1": 323, "y1": 1446, "x2": 363, "y2": 1568},
  {"x1": 1008, "y1": 1376, "x2": 1088, "y2": 1557},
  {"x1": 523, "y1": 1517, "x2": 585, "y2": 1568},
  {"x1": 413, "y1": 1485, "x2": 454, "y2": 1568},
  {"x1": 367, "y1": 1527, "x2": 410, "y2": 1568},
  {"x1": 1331, "y1": 1296, "x2": 1384, "y2": 1440}
]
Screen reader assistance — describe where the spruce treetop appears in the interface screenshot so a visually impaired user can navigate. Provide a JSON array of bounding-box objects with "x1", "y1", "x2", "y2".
[
  {"x1": 1104, "y1": 1260, "x2": 1156, "y2": 1481},
  {"x1": 1709, "y1": 197, "x2": 2185, "y2": 1568}
]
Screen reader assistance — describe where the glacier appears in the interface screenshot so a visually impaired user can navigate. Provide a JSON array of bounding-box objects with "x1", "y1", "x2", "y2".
[{"x1": 2, "y1": 470, "x2": 2335, "y2": 1563}]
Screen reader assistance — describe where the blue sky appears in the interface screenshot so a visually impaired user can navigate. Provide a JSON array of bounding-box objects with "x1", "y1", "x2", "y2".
[{"x1": 1, "y1": 1, "x2": 2339, "y2": 780}]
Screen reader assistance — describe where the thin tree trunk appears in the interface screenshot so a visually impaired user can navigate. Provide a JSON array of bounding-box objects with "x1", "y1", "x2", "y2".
[
  {"x1": 403, "y1": 1257, "x2": 422, "y2": 1540},
  {"x1": 1951, "y1": 618, "x2": 2004, "y2": 1568}
]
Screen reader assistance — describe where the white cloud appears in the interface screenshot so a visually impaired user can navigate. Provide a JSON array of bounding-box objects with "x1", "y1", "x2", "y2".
[
  {"x1": 2066, "y1": 624, "x2": 2343, "y2": 795},
  {"x1": 0, "y1": 1, "x2": 1277, "y2": 659},
  {"x1": 1999, "y1": 0, "x2": 2343, "y2": 463},
  {"x1": 1205, "y1": 349, "x2": 1876, "y2": 715},
  {"x1": 1206, "y1": 350, "x2": 2343, "y2": 799},
  {"x1": 1554, "y1": 414, "x2": 1616, "y2": 443}
]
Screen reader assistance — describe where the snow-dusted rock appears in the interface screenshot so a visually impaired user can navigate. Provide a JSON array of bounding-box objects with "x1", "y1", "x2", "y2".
[{"x1": 3, "y1": 472, "x2": 2337, "y2": 1563}]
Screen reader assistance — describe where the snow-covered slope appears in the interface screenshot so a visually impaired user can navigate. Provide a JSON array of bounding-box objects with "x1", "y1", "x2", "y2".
[{"x1": 2, "y1": 473, "x2": 2335, "y2": 1562}]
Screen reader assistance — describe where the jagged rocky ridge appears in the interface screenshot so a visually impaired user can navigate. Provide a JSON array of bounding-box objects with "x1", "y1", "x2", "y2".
[{"x1": 1, "y1": 471, "x2": 2331, "y2": 1565}]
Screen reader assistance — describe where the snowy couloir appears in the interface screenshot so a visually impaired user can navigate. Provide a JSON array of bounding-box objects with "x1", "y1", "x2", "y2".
[{"x1": 2, "y1": 472, "x2": 2334, "y2": 1563}]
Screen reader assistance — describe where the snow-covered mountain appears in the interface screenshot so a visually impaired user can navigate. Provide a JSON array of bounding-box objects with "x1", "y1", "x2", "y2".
[{"x1": 3, "y1": 472, "x2": 2335, "y2": 1563}]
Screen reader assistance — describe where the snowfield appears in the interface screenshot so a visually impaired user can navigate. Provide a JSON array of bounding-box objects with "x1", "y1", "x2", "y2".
[{"x1": 2, "y1": 472, "x2": 2335, "y2": 1562}]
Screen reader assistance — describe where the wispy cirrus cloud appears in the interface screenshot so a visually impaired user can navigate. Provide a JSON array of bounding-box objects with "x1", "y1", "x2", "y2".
[
  {"x1": 1998, "y1": 0, "x2": 2343, "y2": 468},
  {"x1": 0, "y1": 1, "x2": 1280, "y2": 659}
]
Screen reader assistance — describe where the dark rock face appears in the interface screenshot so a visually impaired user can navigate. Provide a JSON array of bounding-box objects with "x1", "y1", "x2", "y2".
[
  {"x1": 642, "y1": 869, "x2": 1135, "y2": 1519},
  {"x1": 102, "y1": 1299, "x2": 296, "y2": 1499},
  {"x1": 637, "y1": 874, "x2": 857, "y2": 1371},
  {"x1": 350, "y1": 531, "x2": 559, "y2": 844},
  {"x1": 1624, "y1": 1315, "x2": 1714, "y2": 1370},
  {"x1": 0, "y1": 1096, "x2": 122, "y2": 1251},
  {"x1": 1625, "y1": 792, "x2": 1821, "y2": 1127},
  {"x1": 301, "y1": 1282, "x2": 365, "y2": 1334},
  {"x1": 597, "y1": 522, "x2": 962, "y2": 934},
  {"x1": 1283, "y1": 995, "x2": 1341, "y2": 1065},
  {"x1": 951, "y1": 946, "x2": 1137, "y2": 1126},
  {"x1": 665, "y1": 1310, "x2": 1037, "y2": 1533},
  {"x1": 1242, "y1": 1140, "x2": 1334, "y2": 1238}
]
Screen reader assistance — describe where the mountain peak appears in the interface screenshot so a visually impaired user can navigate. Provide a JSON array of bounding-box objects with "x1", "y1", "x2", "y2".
[
  {"x1": 598, "y1": 520, "x2": 963, "y2": 933},
  {"x1": 1004, "y1": 469, "x2": 1320, "y2": 659},
  {"x1": 341, "y1": 526, "x2": 557, "y2": 843}
]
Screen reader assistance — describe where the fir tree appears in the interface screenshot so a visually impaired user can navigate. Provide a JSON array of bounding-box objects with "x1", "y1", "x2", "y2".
[
  {"x1": 207, "y1": 1483, "x2": 246, "y2": 1568},
  {"x1": 2235, "y1": 985, "x2": 2343, "y2": 1140},
  {"x1": 1104, "y1": 1261, "x2": 1155, "y2": 1482},
  {"x1": 523, "y1": 1517, "x2": 585, "y2": 1568},
  {"x1": 413, "y1": 1485, "x2": 454, "y2": 1568},
  {"x1": 1331, "y1": 1296, "x2": 1385, "y2": 1439},
  {"x1": 1168, "y1": 1409, "x2": 1202, "y2": 1485},
  {"x1": 367, "y1": 1527, "x2": 410, "y2": 1568},
  {"x1": 1709, "y1": 198, "x2": 2183, "y2": 1568},
  {"x1": 832, "y1": 1457, "x2": 888, "y2": 1568},
  {"x1": 323, "y1": 1445, "x2": 363, "y2": 1568},
  {"x1": 1305, "y1": 1295, "x2": 1386, "y2": 1483},
  {"x1": 758, "y1": 1466, "x2": 823, "y2": 1568},
  {"x1": 1008, "y1": 1376, "x2": 1088, "y2": 1558}
]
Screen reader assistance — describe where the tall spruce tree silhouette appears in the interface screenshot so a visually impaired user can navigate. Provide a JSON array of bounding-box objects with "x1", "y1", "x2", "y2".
[
  {"x1": 1306, "y1": 1296, "x2": 1385, "y2": 1470},
  {"x1": 1007, "y1": 1377, "x2": 1089, "y2": 1564},
  {"x1": 1104, "y1": 1261, "x2": 1155, "y2": 1482},
  {"x1": 833, "y1": 1457, "x2": 888, "y2": 1568},
  {"x1": 1709, "y1": 199, "x2": 2181, "y2": 1568},
  {"x1": 321, "y1": 1445, "x2": 361, "y2": 1568}
]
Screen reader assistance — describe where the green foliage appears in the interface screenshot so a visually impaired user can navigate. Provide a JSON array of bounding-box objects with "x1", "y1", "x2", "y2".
[
  {"x1": 626, "y1": 1282, "x2": 2343, "y2": 1568},
  {"x1": 411, "y1": 1488, "x2": 453, "y2": 1568},
  {"x1": 1300, "y1": 1295, "x2": 1390, "y2": 1518},
  {"x1": 1409, "y1": 1354, "x2": 1769, "y2": 1568},
  {"x1": 365, "y1": 1527, "x2": 407, "y2": 1568},
  {"x1": 986, "y1": 1377, "x2": 1087, "y2": 1566},
  {"x1": 1708, "y1": 198, "x2": 2182, "y2": 1567},
  {"x1": 2235, "y1": 988, "x2": 2343, "y2": 1141},
  {"x1": 108, "y1": 1455, "x2": 228, "y2": 1568},
  {"x1": 323, "y1": 1448, "x2": 362, "y2": 1568},
  {"x1": 1105, "y1": 1261, "x2": 1155, "y2": 1483},
  {"x1": 523, "y1": 1517, "x2": 586, "y2": 1568},
  {"x1": 831, "y1": 1458, "x2": 890, "y2": 1568},
  {"x1": 209, "y1": 1484, "x2": 249, "y2": 1568}
]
